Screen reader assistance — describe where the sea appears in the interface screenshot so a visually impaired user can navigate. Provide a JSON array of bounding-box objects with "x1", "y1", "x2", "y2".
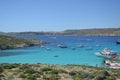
[{"x1": 0, "y1": 35, "x2": 120, "y2": 67}]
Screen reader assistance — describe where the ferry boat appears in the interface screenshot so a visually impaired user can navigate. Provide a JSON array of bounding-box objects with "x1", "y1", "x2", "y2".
[{"x1": 95, "y1": 48, "x2": 118, "y2": 58}]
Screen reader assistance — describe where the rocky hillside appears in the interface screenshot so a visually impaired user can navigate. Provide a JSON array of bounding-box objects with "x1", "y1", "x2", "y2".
[{"x1": 0, "y1": 34, "x2": 45, "y2": 50}]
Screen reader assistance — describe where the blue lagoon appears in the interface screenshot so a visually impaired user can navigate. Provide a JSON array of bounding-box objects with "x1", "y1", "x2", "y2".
[{"x1": 0, "y1": 36, "x2": 120, "y2": 66}]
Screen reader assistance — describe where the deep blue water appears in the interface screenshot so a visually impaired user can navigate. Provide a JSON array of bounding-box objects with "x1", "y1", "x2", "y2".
[{"x1": 0, "y1": 35, "x2": 120, "y2": 66}]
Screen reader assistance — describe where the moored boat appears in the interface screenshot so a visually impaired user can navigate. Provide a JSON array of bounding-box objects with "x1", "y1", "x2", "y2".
[
  {"x1": 116, "y1": 40, "x2": 120, "y2": 44},
  {"x1": 57, "y1": 44, "x2": 67, "y2": 48},
  {"x1": 78, "y1": 43, "x2": 84, "y2": 48},
  {"x1": 104, "y1": 60, "x2": 120, "y2": 69},
  {"x1": 95, "y1": 48, "x2": 118, "y2": 58}
]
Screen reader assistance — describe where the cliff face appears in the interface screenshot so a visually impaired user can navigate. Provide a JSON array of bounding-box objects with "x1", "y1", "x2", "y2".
[{"x1": 0, "y1": 34, "x2": 45, "y2": 50}]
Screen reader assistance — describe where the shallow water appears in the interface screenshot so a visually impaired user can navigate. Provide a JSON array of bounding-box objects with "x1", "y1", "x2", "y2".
[{"x1": 0, "y1": 36, "x2": 120, "y2": 66}]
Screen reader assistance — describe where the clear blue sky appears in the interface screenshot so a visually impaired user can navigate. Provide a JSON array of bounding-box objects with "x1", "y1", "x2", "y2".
[{"x1": 0, "y1": 0, "x2": 120, "y2": 32}]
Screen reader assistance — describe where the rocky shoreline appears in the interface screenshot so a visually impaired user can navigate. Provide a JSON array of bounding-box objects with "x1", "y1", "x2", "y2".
[{"x1": 0, "y1": 34, "x2": 46, "y2": 50}]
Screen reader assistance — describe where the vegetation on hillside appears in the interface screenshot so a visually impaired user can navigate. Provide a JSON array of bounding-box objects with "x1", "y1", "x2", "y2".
[
  {"x1": 0, "y1": 63, "x2": 120, "y2": 80},
  {"x1": 0, "y1": 34, "x2": 45, "y2": 50}
]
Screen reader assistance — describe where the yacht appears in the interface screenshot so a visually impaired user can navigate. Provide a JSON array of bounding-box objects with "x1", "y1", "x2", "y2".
[{"x1": 95, "y1": 48, "x2": 118, "y2": 58}]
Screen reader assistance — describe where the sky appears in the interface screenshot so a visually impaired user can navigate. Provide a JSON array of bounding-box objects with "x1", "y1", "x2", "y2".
[{"x1": 0, "y1": 0, "x2": 120, "y2": 32}]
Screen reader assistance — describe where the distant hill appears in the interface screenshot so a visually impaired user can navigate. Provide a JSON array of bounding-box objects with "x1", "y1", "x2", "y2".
[
  {"x1": 7, "y1": 28, "x2": 120, "y2": 36},
  {"x1": 63, "y1": 28, "x2": 120, "y2": 36},
  {"x1": 0, "y1": 34, "x2": 45, "y2": 50},
  {"x1": 0, "y1": 32, "x2": 6, "y2": 35}
]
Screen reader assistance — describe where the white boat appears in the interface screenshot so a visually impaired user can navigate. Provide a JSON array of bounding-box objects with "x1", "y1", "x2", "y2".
[
  {"x1": 95, "y1": 48, "x2": 118, "y2": 58},
  {"x1": 57, "y1": 44, "x2": 67, "y2": 48},
  {"x1": 104, "y1": 60, "x2": 120, "y2": 69},
  {"x1": 96, "y1": 45, "x2": 101, "y2": 47},
  {"x1": 78, "y1": 43, "x2": 84, "y2": 48}
]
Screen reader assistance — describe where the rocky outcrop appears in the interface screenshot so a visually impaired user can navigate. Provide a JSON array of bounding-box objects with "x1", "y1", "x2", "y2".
[{"x1": 0, "y1": 34, "x2": 46, "y2": 50}]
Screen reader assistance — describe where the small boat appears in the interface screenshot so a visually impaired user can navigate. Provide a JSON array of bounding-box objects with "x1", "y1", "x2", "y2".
[
  {"x1": 78, "y1": 43, "x2": 84, "y2": 48},
  {"x1": 96, "y1": 45, "x2": 101, "y2": 47},
  {"x1": 46, "y1": 48, "x2": 51, "y2": 51},
  {"x1": 57, "y1": 44, "x2": 67, "y2": 48},
  {"x1": 116, "y1": 40, "x2": 120, "y2": 44},
  {"x1": 104, "y1": 60, "x2": 120, "y2": 69},
  {"x1": 95, "y1": 48, "x2": 118, "y2": 58},
  {"x1": 71, "y1": 47, "x2": 76, "y2": 50}
]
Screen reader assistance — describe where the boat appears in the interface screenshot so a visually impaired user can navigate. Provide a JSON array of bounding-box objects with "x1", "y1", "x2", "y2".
[
  {"x1": 95, "y1": 48, "x2": 118, "y2": 58},
  {"x1": 96, "y1": 45, "x2": 101, "y2": 47},
  {"x1": 104, "y1": 60, "x2": 120, "y2": 69},
  {"x1": 116, "y1": 40, "x2": 120, "y2": 44},
  {"x1": 46, "y1": 48, "x2": 51, "y2": 50},
  {"x1": 71, "y1": 47, "x2": 76, "y2": 50},
  {"x1": 78, "y1": 43, "x2": 84, "y2": 48},
  {"x1": 57, "y1": 44, "x2": 67, "y2": 48}
]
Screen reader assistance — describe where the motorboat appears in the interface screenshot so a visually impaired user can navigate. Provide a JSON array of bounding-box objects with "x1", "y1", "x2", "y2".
[
  {"x1": 57, "y1": 44, "x2": 67, "y2": 48},
  {"x1": 96, "y1": 44, "x2": 100, "y2": 47},
  {"x1": 78, "y1": 43, "x2": 84, "y2": 48},
  {"x1": 116, "y1": 40, "x2": 120, "y2": 44},
  {"x1": 104, "y1": 60, "x2": 120, "y2": 69},
  {"x1": 46, "y1": 48, "x2": 51, "y2": 51},
  {"x1": 95, "y1": 48, "x2": 118, "y2": 58}
]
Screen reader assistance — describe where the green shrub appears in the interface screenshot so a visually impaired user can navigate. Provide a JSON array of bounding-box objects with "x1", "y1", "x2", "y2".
[
  {"x1": 24, "y1": 68, "x2": 36, "y2": 74},
  {"x1": 51, "y1": 69, "x2": 59, "y2": 74},
  {"x1": 99, "y1": 70, "x2": 109, "y2": 76},
  {"x1": 27, "y1": 75, "x2": 36, "y2": 80},
  {"x1": 19, "y1": 73, "x2": 26, "y2": 78},
  {"x1": 0, "y1": 66, "x2": 3, "y2": 73},
  {"x1": 41, "y1": 67, "x2": 52, "y2": 72},
  {"x1": 69, "y1": 71, "x2": 77, "y2": 76}
]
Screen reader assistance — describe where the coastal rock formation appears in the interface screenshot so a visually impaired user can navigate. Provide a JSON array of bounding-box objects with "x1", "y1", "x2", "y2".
[{"x1": 0, "y1": 34, "x2": 46, "y2": 50}]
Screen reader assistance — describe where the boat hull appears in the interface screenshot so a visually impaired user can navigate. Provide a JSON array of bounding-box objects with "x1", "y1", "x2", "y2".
[
  {"x1": 116, "y1": 41, "x2": 120, "y2": 44},
  {"x1": 95, "y1": 52, "x2": 113, "y2": 58}
]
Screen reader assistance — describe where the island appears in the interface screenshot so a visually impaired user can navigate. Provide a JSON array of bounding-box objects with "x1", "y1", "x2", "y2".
[{"x1": 0, "y1": 34, "x2": 45, "y2": 50}]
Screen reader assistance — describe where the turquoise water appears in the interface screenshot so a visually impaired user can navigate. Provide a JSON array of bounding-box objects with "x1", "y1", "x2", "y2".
[{"x1": 0, "y1": 36, "x2": 120, "y2": 66}]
